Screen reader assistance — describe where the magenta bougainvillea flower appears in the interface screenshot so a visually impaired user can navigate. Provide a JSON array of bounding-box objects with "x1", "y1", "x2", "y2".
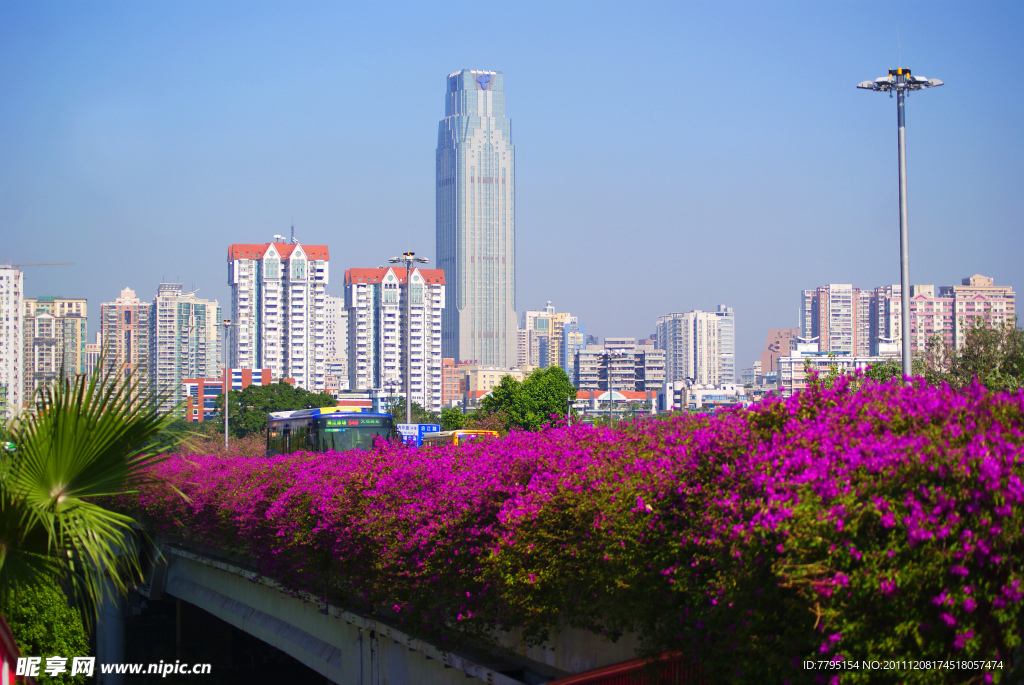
[{"x1": 122, "y1": 374, "x2": 1022, "y2": 684}]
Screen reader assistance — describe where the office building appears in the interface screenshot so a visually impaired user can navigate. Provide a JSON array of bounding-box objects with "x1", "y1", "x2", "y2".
[
  {"x1": 100, "y1": 287, "x2": 152, "y2": 388},
  {"x1": 0, "y1": 267, "x2": 24, "y2": 419},
  {"x1": 656, "y1": 308, "x2": 734, "y2": 387},
  {"x1": 151, "y1": 283, "x2": 222, "y2": 413},
  {"x1": 436, "y1": 69, "x2": 517, "y2": 367},
  {"x1": 21, "y1": 296, "x2": 87, "y2": 402},
  {"x1": 345, "y1": 266, "x2": 446, "y2": 412},
  {"x1": 227, "y1": 240, "x2": 329, "y2": 392}
]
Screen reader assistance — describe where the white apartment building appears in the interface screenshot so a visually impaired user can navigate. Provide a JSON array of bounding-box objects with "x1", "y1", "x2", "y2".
[
  {"x1": 22, "y1": 296, "x2": 88, "y2": 402},
  {"x1": 656, "y1": 307, "x2": 735, "y2": 387},
  {"x1": 150, "y1": 283, "x2": 222, "y2": 414},
  {"x1": 227, "y1": 240, "x2": 329, "y2": 392},
  {"x1": 0, "y1": 267, "x2": 24, "y2": 419},
  {"x1": 345, "y1": 267, "x2": 446, "y2": 413}
]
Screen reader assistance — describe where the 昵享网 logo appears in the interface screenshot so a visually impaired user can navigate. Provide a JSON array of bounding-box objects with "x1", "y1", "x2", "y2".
[{"x1": 476, "y1": 73, "x2": 492, "y2": 90}]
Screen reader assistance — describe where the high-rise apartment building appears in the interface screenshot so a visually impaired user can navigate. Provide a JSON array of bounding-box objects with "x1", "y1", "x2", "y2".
[
  {"x1": 22, "y1": 296, "x2": 88, "y2": 401},
  {"x1": 227, "y1": 240, "x2": 329, "y2": 392},
  {"x1": 436, "y1": 69, "x2": 517, "y2": 367},
  {"x1": 714, "y1": 305, "x2": 736, "y2": 383},
  {"x1": 0, "y1": 267, "x2": 24, "y2": 419},
  {"x1": 807, "y1": 275, "x2": 1015, "y2": 358},
  {"x1": 150, "y1": 283, "x2": 221, "y2": 413},
  {"x1": 345, "y1": 267, "x2": 446, "y2": 412},
  {"x1": 800, "y1": 285, "x2": 872, "y2": 356},
  {"x1": 656, "y1": 307, "x2": 735, "y2": 387},
  {"x1": 101, "y1": 287, "x2": 152, "y2": 387}
]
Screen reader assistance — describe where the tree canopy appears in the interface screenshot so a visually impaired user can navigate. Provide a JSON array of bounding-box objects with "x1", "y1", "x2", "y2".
[
  {"x1": 217, "y1": 382, "x2": 336, "y2": 438},
  {"x1": 479, "y1": 367, "x2": 576, "y2": 432}
]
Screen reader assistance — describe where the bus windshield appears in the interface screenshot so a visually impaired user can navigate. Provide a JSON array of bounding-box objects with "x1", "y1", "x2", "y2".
[{"x1": 314, "y1": 415, "x2": 394, "y2": 452}]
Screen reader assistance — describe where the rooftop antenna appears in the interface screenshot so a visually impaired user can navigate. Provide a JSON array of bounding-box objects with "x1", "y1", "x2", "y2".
[{"x1": 291, "y1": 224, "x2": 297, "y2": 244}]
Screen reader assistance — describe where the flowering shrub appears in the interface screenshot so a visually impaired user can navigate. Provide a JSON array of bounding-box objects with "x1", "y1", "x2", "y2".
[{"x1": 125, "y1": 376, "x2": 1023, "y2": 684}]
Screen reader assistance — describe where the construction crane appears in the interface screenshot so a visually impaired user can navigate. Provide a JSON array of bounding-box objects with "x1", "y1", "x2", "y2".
[{"x1": 0, "y1": 261, "x2": 74, "y2": 268}]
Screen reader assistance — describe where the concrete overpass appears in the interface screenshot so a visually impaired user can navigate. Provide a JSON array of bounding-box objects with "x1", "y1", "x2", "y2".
[{"x1": 98, "y1": 543, "x2": 646, "y2": 684}]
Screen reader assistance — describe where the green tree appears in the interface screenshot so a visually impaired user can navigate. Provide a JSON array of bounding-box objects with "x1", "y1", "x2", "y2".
[
  {"x1": 937, "y1": 319, "x2": 1024, "y2": 392},
  {"x1": 440, "y1": 406, "x2": 466, "y2": 431},
  {"x1": 1, "y1": 580, "x2": 89, "y2": 684},
  {"x1": 2, "y1": 366, "x2": 174, "y2": 624},
  {"x1": 479, "y1": 367, "x2": 577, "y2": 432},
  {"x1": 523, "y1": 366, "x2": 577, "y2": 425},
  {"x1": 215, "y1": 382, "x2": 336, "y2": 438}
]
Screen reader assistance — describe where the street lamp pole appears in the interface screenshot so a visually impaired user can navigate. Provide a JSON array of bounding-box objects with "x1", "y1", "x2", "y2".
[
  {"x1": 389, "y1": 251, "x2": 429, "y2": 425},
  {"x1": 858, "y1": 68, "x2": 943, "y2": 378},
  {"x1": 223, "y1": 318, "x2": 231, "y2": 451}
]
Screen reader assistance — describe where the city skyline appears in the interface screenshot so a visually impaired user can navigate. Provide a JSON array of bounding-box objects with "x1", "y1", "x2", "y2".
[{"x1": 2, "y1": 2, "x2": 1022, "y2": 371}]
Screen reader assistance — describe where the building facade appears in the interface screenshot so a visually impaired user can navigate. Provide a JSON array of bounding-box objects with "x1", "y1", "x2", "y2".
[
  {"x1": 227, "y1": 241, "x2": 329, "y2": 392},
  {"x1": 0, "y1": 267, "x2": 24, "y2": 419},
  {"x1": 100, "y1": 287, "x2": 152, "y2": 388},
  {"x1": 345, "y1": 267, "x2": 446, "y2": 412},
  {"x1": 441, "y1": 358, "x2": 460, "y2": 407},
  {"x1": 182, "y1": 368, "x2": 274, "y2": 422},
  {"x1": 574, "y1": 339, "x2": 665, "y2": 394},
  {"x1": 436, "y1": 69, "x2": 517, "y2": 367},
  {"x1": 150, "y1": 284, "x2": 222, "y2": 414}
]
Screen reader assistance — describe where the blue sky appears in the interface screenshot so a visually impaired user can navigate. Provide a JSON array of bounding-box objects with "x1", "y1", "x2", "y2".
[{"x1": 2, "y1": 1, "x2": 1022, "y2": 370}]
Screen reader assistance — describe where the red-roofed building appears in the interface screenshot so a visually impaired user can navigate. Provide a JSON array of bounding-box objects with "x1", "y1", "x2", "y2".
[
  {"x1": 345, "y1": 266, "x2": 446, "y2": 412},
  {"x1": 227, "y1": 239, "x2": 330, "y2": 392}
]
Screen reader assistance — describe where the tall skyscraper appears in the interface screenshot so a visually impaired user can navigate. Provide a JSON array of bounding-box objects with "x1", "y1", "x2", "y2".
[
  {"x1": 150, "y1": 283, "x2": 221, "y2": 414},
  {"x1": 436, "y1": 69, "x2": 517, "y2": 367},
  {"x1": 22, "y1": 296, "x2": 88, "y2": 401},
  {"x1": 227, "y1": 240, "x2": 329, "y2": 392},
  {"x1": 0, "y1": 267, "x2": 24, "y2": 419}
]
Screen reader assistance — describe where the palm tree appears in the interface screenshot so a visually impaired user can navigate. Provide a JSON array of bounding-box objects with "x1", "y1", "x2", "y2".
[{"x1": 0, "y1": 364, "x2": 175, "y2": 623}]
